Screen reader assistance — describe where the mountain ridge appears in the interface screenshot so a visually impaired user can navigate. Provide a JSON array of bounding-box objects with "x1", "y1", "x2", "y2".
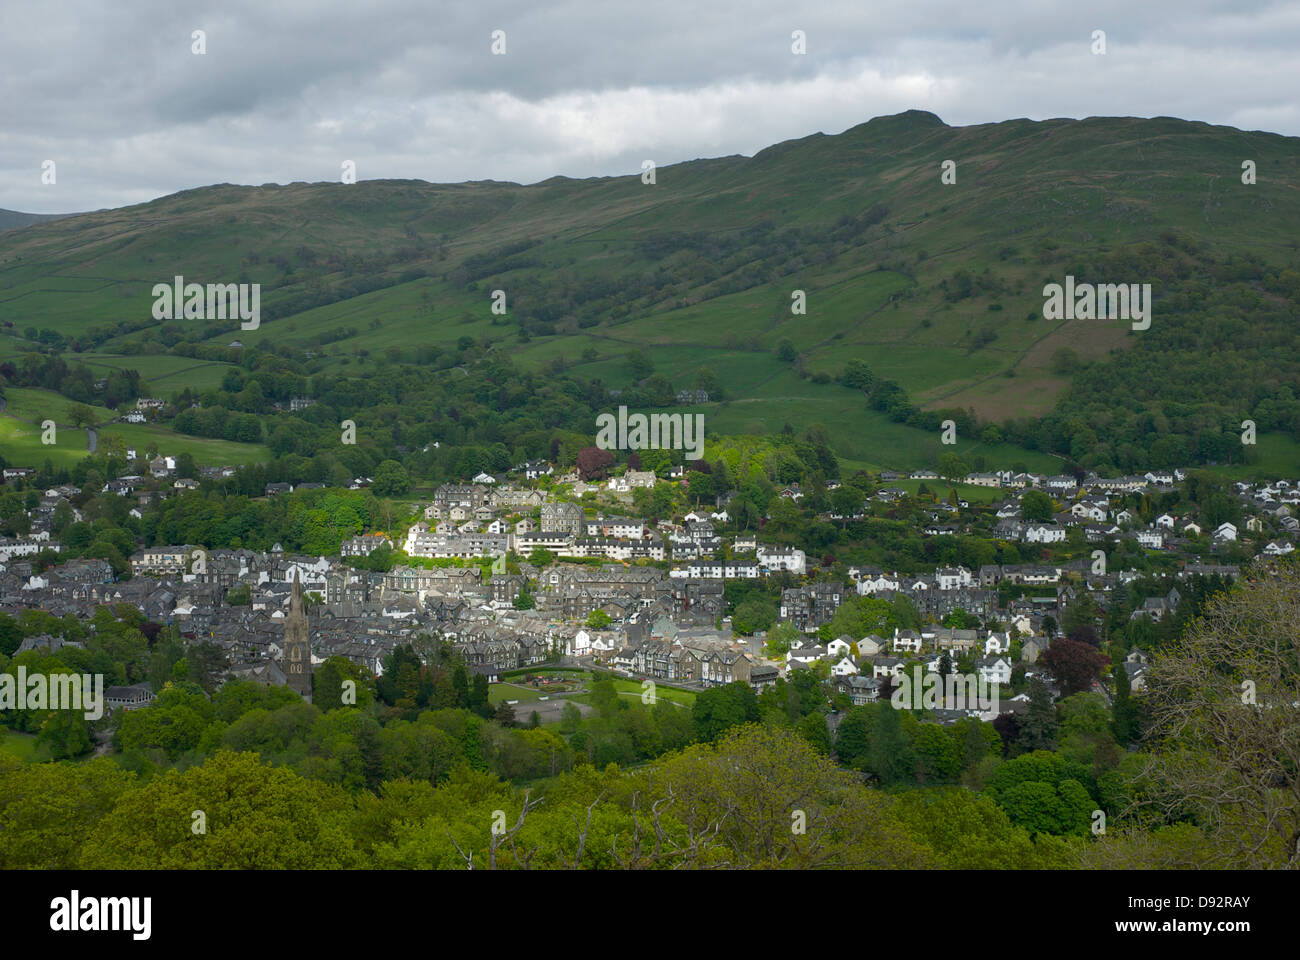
[{"x1": 1, "y1": 110, "x2": 1297, "y2": 474}]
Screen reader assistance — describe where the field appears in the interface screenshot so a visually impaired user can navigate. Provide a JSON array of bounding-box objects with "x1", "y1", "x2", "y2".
[
  {"x1": 0, "y1": 414, "x2": 91, "y2": 468},
  {"x1": 1198, "y1": 434, "x2": 1300, "y2": 482},
  {"x1": 77, "y1": 354, "x2": 238, "y2": 394},
  {"x1": 1, "y1": 386, "x2": 113, "y2": 425},
  {"x1": 96, "y1": 423, "x2": 271, "y2": 466},
  {"x1": 0, "y1": 386, "x2": 271, "y2": 468},
  {"x1": 706, "y1": 393, "x2": 1064, "y2": 473}
]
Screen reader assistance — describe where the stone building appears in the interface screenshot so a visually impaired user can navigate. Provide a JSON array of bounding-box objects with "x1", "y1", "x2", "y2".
[{"x1": 281, "y1": 576, "x2": 313, "y2": 702}]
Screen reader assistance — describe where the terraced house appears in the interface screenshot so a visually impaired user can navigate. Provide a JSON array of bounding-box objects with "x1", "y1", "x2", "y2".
[
  {"x1": 130, "y1": 544, "x2": 196, "y2": 577},
  {"x1": 540, "y1": 501, "x2": 585, "y2": 537},
  {"x1": 780, "y1": 581, "x2": 845, "y2": 631}
]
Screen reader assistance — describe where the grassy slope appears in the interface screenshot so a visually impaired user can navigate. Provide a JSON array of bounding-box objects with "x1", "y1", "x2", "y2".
[{"x1": 1, "y1": 112, "x2": 1297, "y2": 471}]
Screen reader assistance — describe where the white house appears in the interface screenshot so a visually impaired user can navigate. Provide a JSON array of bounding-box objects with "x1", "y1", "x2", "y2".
[
  {"x1": 787, "y1": 645, "x2": 827, "y2": 666},
  {"x1": 826, "y1": 637, "x2": 854, "y2": 659},
  {"x1": 857, "y1": 571, "x2": 902, "y2": 595},
  {"x1": 977, "y1": 657, "x2": 1013, "y2": 686},
  {"x1": 1024, "y1": 522, "x2": 1066, "y2": 544},
  {"x1": 892, "y1": 629, "x2": 923, "y2": 654},
  {"x1": 1136, "y1": 530, "x2": 1165, "y2": 549},
  {"x1": 567, "y1": 629, "x2": 592, "y2": 657},
  {"x1": 872, "y1": 659, "x2": 906, "y2": 680},
  {"x1": 757, "y1": 546, "x2": 807, "y2": 575},
  {"x1": 830, "y1": 657, "x2": 859, "y2": 677},
  {"x1": 934, "y1": 566, "x2": 974, "y2": 591},
  {"x1": 984, "y1": 631, "x2": 1013, "y2": 656},
  {"x1": 1214, "y1": 522, "x2": 1238, "y2": 542},
  {"x1": 1071, "y1": 500, "x2": 1109, "y2": 522},
  {"x1": 590, "y1": 633, "x2": 619, "y2": 656}
]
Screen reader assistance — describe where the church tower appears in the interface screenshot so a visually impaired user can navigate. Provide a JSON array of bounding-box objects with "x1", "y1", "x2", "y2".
[{"x1": 283, "y1": 574, "x2": 313, "y2": 702}]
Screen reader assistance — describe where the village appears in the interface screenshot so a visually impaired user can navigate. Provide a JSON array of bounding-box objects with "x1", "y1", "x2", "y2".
[{"x1": 0, "y1": 454, "x2": 1292, "y2": 725}]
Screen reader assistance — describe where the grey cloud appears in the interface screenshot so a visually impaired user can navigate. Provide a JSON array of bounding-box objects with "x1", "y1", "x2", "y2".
[{"x1": 1, "y1": 0, "x2": 1297, "y2": 212}]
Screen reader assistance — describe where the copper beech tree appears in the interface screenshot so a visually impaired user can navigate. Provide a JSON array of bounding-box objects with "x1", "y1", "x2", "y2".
[{"x1": 576, "y1": 445, "x2": 615, "y2": 480}]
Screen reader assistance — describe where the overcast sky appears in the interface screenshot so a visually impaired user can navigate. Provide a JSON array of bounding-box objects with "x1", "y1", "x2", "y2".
[{"x1": 3, "y1": 0, "x2": 1298, "y2": 214}]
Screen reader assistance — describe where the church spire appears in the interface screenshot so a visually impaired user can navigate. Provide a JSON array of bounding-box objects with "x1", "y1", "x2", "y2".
[{"x1": 283, "y1": 571, "x2": 312, "y2": 702}]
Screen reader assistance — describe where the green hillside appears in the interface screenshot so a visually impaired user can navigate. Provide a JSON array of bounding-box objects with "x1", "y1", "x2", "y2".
[
  {"x1": 0, "y1": 111, "x2": 1298, "y2": 474},
  {"x1": 0, "y1": 209, "x2": 71, "y2": 232}
]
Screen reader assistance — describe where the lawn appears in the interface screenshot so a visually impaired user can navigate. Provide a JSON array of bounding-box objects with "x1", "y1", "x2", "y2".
[
  {"x1": 568, "y1": 674, "x2": 696, "y2": 708},
  {"x1": 491, "y1": 668, "x2": 588, "y2": 705},
  {"x1": 609, "y1": 677, "x2": 695, "y2": 707},
  {"x1": 488, "y1": 682, "x2": 551, "y2": 705},
  {"x1": 0, "y1": 729, "x2": 39, "y2": 762},
  {"x1": 494, "y1": 669, "x2": 696, "y2": 708}
]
